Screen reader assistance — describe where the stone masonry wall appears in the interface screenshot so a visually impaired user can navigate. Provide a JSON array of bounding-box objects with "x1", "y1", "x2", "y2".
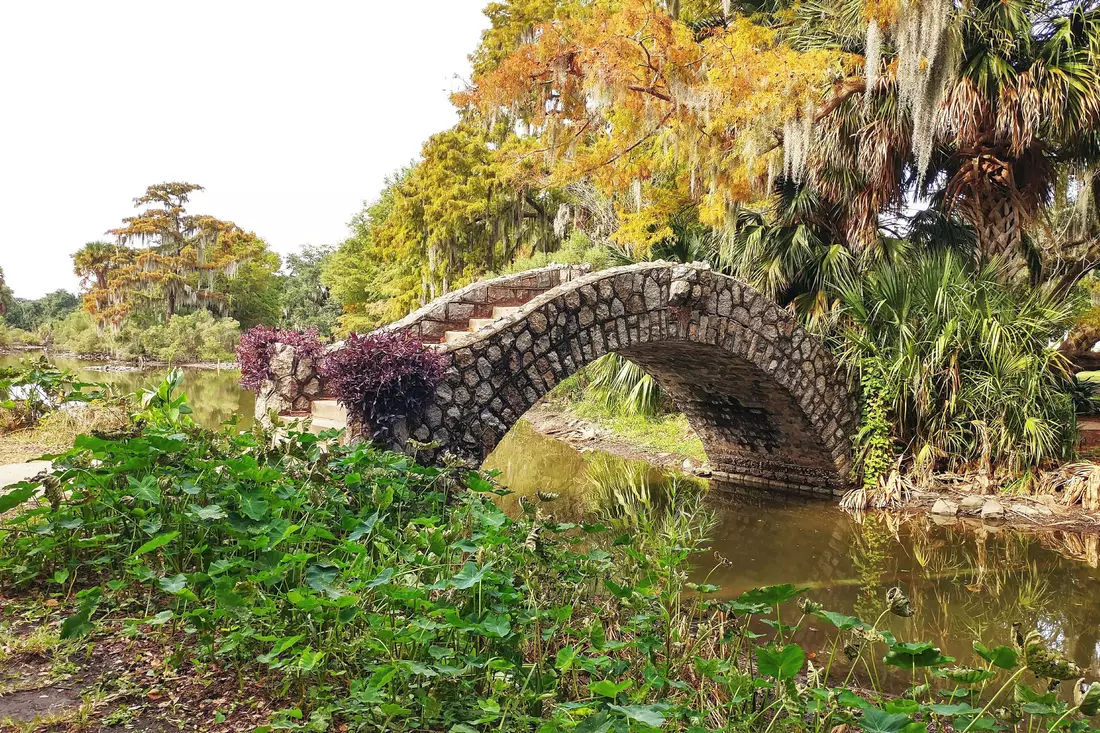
[
  {"x1": 253, "y1": 343, "x2": 326, "y2": 427},
  {"x1": 390, "y1": 262, "x2": 858, "y2": 494}
]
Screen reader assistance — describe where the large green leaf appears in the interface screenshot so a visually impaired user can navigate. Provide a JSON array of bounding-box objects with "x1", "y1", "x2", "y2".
[
  {"x1": 131, "y1": 531, "x2": 179, "y2": 558},
  {"x1": 736, "y1": 584, "x2": 808, "y2": 607},
  {"x1": 448, "y1": 562, "x2": 490, "y2": 590},
  {"x1": 127, "y1": 475, "x2": 160, "y2": 504},
  {"x1": 858, "y1": 707, "x2": 913, "y2": 733},
  {"x1": 239, "y1": 492, "x2": 270, "y2": 521},
  {"x1": 607, "y1": 703, "x2": 666, "y2": 728},
  {"x1": 189, "y1": 503, "x2": 227, "y2": 521},
  {"x1": 0, "y1": 483, "x2": 38, "y2": 513},
  {"x1": 973, "y1": 641, "x2": 1019, "y2": 670},
  {"x1": 815, "y1": 609, "x2": 870, "y2": 631},
  {"x1": 481, "y1": 614, "x2": 511, "y2": 638},
  {"x1": 756, "y1": 644, "x2": 805, "y2": 680},
  {"x1": 589, "y1": 679, "x2": 632, "y2": 698}
]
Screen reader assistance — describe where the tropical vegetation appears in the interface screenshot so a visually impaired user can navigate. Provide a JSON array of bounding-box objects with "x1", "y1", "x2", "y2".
[{"x1": 2, "y1": 372, "x2": 1100, "y2": 731}]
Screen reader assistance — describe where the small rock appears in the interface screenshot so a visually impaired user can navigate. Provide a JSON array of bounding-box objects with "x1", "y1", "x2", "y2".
[
  {"x1": 959, "y1": 494, "x2": 986, "y2": 511},
  {"x1": 682, "y1": 458, "x2": 697, "y2": 472},
  {"x1": 1012, "y1": 503, "x2": 1053, "y2": 518},
  {"x1": 980, "y1": 499, "x2": 1005, "y2": 520},
  {"x1": 930, "y1": 499, "x2": 958, "y2": 516}
]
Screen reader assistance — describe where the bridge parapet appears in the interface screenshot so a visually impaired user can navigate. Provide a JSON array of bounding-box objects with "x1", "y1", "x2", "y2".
[{"x1": 386, "y1": 263, "x2": 591, "y2": 343}]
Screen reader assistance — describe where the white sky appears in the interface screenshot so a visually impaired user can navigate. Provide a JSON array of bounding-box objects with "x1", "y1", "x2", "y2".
[{"x1": 0, "y1": 1, "x2": 489, "y2": 299}]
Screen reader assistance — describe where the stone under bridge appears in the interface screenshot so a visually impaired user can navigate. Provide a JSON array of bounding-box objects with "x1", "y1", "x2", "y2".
[{"x1": 256, "y1": 262, "x2": 859, "y2": 495}]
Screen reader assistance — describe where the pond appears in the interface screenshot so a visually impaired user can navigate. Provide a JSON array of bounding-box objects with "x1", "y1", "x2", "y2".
[
  {"x1": 0, "y1": 353, "x2": 254, "y2": 430},
  {"x1": 486, "y1": 420, "x2": 1100, "y2": 688},
  {"x1": 6, "y1": 353, "x2": 1100, "y2": 686}
]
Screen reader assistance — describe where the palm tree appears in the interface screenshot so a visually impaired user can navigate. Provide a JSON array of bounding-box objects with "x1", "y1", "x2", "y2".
[
  {"x1": 72, "y1": 241, "x2": 118, "y2": 292},
  {"x1": 811, "y1": 0, "x2": 1100, "y2": 283}
]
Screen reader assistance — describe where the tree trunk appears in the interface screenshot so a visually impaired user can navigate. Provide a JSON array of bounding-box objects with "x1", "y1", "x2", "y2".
[{"x1": 969, "y1": 195, "x2": 1029, "y2": 283}]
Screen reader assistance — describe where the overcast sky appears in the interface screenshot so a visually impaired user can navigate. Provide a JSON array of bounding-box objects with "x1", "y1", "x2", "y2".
[{"x1": 0, "y1": 1, "x2": 488, "y2": 299}]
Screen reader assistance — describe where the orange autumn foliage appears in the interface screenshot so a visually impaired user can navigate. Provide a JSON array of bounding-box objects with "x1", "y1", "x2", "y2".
[{"x1": 457, "y1": 0, "x2": 856, "y2": 254}]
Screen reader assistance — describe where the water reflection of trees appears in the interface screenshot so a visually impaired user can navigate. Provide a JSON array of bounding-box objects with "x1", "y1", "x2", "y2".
[
  {"x1": 0, "y1": 355, "x2": 252, "y2": 429},
  {"x1": 485, "y1": 421, "x2": 1100, "y2": 679},
  {"x1": 704, "y1": 490, "x2": 1100, "y2": 681}
]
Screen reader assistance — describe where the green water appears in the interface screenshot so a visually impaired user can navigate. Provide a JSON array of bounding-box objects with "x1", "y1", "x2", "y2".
[
  {"x1": 0, "y1": 353, "x2": 254, "y2": 430},
  {"x1": 486, "y1": 420, "x2": 1100, "y2": 684}
]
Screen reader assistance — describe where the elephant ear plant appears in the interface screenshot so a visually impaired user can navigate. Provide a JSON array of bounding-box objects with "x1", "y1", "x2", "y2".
[{"x1": 319, "y1": 330, "x2": 446, "y2": 441}]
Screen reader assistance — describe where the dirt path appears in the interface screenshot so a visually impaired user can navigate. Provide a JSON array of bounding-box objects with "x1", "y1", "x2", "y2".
[{"x1": 0, "y1": 462, "x2": 49, "y2": 489}]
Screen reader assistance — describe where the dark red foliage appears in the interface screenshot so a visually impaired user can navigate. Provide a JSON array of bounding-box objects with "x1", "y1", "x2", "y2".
[
  {"x1": 237, "y1": 326, "x2": 324, "y2": 391},
  {"x1": 319, "y1": 331, "x2": 446, "y2": 439}
]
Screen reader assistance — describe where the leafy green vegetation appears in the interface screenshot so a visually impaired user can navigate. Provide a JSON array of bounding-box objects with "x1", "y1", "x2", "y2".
[
  {"x1": 832, "y1": 253, "x2": 1082, "y2": 483},
  {"x1": 4, "y1": 373, "x2": 1095, "y2": 730},
  {"x1": 47, "y1": 309, "x2": 240, "y2": 363}
]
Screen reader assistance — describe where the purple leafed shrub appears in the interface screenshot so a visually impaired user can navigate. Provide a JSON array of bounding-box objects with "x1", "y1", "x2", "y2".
[
  {"x1": 237, "y1": 326, "x2": 324, "y2": 391},
  {"x1": 319, "y1": 331, "x2": 446, "y2": 439}
]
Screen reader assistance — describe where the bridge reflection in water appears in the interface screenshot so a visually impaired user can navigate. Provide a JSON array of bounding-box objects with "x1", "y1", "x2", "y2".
[{"x1": 485, "y1": 418, "x2": 1100, "y2": 691}]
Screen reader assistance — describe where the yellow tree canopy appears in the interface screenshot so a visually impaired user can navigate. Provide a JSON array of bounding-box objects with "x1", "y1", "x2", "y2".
[{"x1": 457, "y1": 0, "x2": 855, "y2": 254}]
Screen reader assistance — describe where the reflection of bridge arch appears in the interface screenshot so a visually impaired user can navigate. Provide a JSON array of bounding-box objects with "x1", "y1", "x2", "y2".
[{"x1": 262, "y1": 263, "x2": 859, "y2": 494}]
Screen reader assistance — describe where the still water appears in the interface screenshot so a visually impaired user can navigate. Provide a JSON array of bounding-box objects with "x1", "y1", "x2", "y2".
[
  {"x1": 0, "y1": 353, "x2": 254, "y2": 430},
  {"x1": 6, "y1": 353, "x2": 1100, "y2": 679},
  {"x1": 486, "y1": 420, "x2": 1100, "y2": 683}
]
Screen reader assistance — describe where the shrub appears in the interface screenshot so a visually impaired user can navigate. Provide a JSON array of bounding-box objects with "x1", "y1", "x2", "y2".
[
  {"x1": 141, "y1": 311, "x2": 239, "y2": 363},
  {"x1": 236, "y1": 325, "x2": 324, "y2": 390},
  {"x1": 319, "y1": 330, "x2": 445, "y2": 438},
  {"x1": 833, "y1": 252, "x2": 1081, "y2": 476},
  {"x1": 52, "y1": 310, "x2": 242, "y2": 362}
]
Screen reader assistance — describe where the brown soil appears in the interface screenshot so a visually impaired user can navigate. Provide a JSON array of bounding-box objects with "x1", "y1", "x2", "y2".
[{"x1": 0, "y1": 595, "x2": 282, "y2": 732}]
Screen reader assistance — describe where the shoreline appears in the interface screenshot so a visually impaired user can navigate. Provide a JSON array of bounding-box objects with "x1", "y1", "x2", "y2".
[
  {"x1": 524, "y1": 402, "x2": 1100, "y2": 535},
  {"x1": 0, "y1": 345, "x2": 236, "y2": 372},
  {"x1": 522, "y1": 402, "x2": 709, "y2": 474}
]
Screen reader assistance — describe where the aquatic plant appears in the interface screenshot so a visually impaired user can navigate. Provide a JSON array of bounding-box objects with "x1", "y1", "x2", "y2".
[{"x1": 0, "y1": 373, "x2": 1098, "y2": 731}]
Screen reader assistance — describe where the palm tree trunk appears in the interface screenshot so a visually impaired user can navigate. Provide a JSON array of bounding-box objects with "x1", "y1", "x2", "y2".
[{"x1": 969, "y1": 195, "x2": 1029, "y2": 283}]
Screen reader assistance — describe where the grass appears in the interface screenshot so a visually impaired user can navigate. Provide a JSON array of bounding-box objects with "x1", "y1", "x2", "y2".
[
  {"x1": 566, "y1": 399, "x2": 707, "y2": 462},
  {"x1": 0, "y1": 403, "x2": 129, "y2": 465}
]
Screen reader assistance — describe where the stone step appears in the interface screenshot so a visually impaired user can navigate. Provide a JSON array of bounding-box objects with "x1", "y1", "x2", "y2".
[
  {"x1": 492, "y1": 306, "x2": 521, "y2": 319},
  {"x1": 307, "y1": 416, "x2": 346, "y2": 435},
  {"x1": 443, "y1": 330, "x2": 469, "y2": 344},
  {"x1": 468, "y1": 318, "x2": 496, "y2": 330},
  {"x1": 311, "y1": 399, "x2": 348, "y2": 423}
]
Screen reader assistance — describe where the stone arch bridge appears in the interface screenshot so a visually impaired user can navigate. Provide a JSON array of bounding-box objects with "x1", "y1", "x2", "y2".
[{"x1": 257, "y1": 263, "x2": 859, "y2": 495}]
